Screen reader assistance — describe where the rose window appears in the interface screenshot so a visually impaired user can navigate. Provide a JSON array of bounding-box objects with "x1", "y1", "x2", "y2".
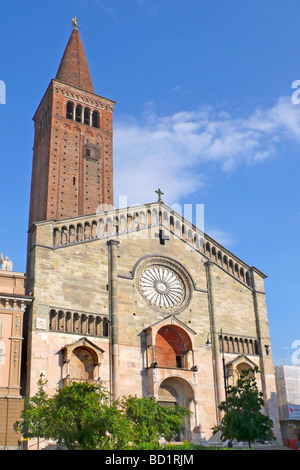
[{"x1": 139, "y1": 265, "x2": 186, "y2": 310}]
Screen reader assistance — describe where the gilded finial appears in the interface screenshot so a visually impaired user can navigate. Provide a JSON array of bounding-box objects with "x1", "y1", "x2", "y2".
[{"x1": 72, "y1": 16, "x2": 78, "y2": 30}]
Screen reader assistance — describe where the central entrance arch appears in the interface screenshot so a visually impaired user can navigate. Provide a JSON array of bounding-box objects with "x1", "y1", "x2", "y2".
[{"x1": 158, "y1": 376, "x2": 194, "y2": 440}]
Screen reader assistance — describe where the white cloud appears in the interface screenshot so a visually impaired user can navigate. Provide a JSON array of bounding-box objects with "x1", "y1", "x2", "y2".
[
  {"x1": 113, "y1": 96, "x2": 300, "y2": 206},
  {"x1": 205, "y1": 227, "x2": 237, "y2": 248}
]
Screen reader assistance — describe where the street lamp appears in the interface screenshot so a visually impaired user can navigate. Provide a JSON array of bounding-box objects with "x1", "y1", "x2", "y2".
[
  {"x1": 220, "y1": 329, "x2": 228, "y2": 405},
  {"x1": 205, "y1": 333, "x2": 212, "y2": 348},
  {"x1": 206, "y1": 329, "x2": 229, "y2": 404}
]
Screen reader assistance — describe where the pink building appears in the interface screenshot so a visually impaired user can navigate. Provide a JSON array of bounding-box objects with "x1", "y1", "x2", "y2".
[{"x1": 0, "y1": 266, "x2": 32, "y2": 449}]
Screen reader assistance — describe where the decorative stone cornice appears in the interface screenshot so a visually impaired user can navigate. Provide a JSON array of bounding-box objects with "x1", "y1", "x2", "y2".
[{"x1": 32, "y1": 201, "x2": 263, "y2": 289}]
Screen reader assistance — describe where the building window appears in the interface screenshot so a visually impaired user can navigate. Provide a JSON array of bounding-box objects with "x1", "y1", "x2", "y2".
[
  {"x1": 49, "y1": 309, "x2": 108, "y2": 338},
  {"x1": 92, "y1": 110, "x2": 100, "y2": 128},
  {"x1": 155, "y1": 325, "x2": 193, "y2": 369},
  {"x1": 84, "y1": 108, "x2": 90, "y2": 125},
  {"x1": 219, "y1": 334, "x2": 259, "y2": 356},
  {"x1": 102, "y1": 317, "x2": 109, "y2": 337},
  {"x1": 66, "y1": 101, "x2": 74, "y2": 120},
  {"x1": 75, "y1": 104, "x2": 82, "y2": 123}
]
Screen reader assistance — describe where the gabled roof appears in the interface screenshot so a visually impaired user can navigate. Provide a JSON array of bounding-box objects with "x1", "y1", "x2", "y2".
[
  {"x1": 226, "y1": 354, "x2": 258, "y2": 369},
  {"x1": 144, "y1": 314, "x2": 197, "y2": 336},
  {"x1": 55, "y1": 28, "x2": 95, "y2": 93},
  {"x1": 63, "y1": 336, "x2": 104, "y2": 364},
  {"x1": 34, "y1": 200, "x2": 267, "y2": 284}
]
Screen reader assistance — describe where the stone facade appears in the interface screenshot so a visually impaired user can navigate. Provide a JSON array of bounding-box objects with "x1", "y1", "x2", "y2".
[{"x1": 24, "y1": 203, "x2": 282, "y2": 445}]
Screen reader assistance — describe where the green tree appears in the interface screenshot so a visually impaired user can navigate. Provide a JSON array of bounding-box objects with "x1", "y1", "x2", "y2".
[
  {"x1": 16, "y1": 379, "x2": 191, "y2": 450},
  {"x1": 212, "y1": 366, "x2": 276, "y2": 449},
  {"x1": 46, "y1": 381, "x2": 133, "y2": 450},
  {"x1": 121, "y1": 395, "x2": 191, "y2": 447},
  {"x1": 15, "y1": 373, "x2": 50, "y2": 450}
]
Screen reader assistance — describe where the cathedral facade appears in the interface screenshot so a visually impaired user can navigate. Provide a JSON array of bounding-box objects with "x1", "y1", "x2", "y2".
[{"x1": 23, "y1": 24, "x2": 281, "y2": 447}]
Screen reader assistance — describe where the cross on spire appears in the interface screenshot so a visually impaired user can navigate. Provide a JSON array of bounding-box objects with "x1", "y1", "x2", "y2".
[{"x1": 155, "y1": 188, "x2": 164, "y2": 202}]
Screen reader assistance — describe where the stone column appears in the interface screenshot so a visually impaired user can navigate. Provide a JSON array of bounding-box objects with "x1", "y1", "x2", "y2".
[
  {"x1": 107, "y1": 239, "x2": 120, "y2": 401},
  {"x1": 250, "y1": 267, "x2": 282, "y2": 442},
  {"x1": 205, "y1": 260, "x2": 224, "y2": 425},
  {"x1": 250, "y1": 267, "x2": 268, "y2": 410},
  {"x1": 193, "y1": 399, "x2": 199, "y2": 428}
]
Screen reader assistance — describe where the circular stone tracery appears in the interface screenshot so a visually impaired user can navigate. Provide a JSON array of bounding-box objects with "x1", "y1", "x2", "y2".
[{"x1": 137, "y1": 260, "x2": 191, "y2": 312}]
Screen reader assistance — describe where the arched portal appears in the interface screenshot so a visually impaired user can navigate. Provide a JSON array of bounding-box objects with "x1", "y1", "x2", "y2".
[
  {"x1": 155, "y1": 325, "x2": 192, "y2": 369},
  {"x1": 236, "y1": 361, "x2": 254, "y2": 378},
  {"x1": 70, "y1": 346, "x2": 96, "y2": 380},
  {"x1": 63, "y1": 337, "x2": 104, "y2": 385},
  {"x1": 158, "y1": 376, "x2": 194, "y2": 440}
]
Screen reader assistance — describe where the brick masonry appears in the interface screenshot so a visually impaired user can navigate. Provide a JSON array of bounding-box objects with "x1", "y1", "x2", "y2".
[{"x1": 28, "y1": 80, "x2": 115, "y2": 227}]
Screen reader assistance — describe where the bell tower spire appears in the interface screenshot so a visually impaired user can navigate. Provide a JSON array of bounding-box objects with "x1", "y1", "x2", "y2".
[{"x1": 55, "y1": 19, "x2": 95, "y2": 94}]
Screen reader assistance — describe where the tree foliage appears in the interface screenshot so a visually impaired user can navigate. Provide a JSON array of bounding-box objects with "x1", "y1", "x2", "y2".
[
  {"x1": 15, "y1": 373, "x2": 50, "y2": 449},
  {"x1": 212, "y1": 366, "x2": 276, "y2": 448},
  {"x1": 121, "y1": 395, "x2": 190, "y2": 445},
  {"x1": 16, "y1": 376, "x2": 190, "y2": 450}
]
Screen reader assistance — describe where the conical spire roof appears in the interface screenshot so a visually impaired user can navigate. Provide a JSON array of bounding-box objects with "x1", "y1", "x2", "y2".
[{"x1": 55, "y1": 27, "x2": 95, "y2": 93}]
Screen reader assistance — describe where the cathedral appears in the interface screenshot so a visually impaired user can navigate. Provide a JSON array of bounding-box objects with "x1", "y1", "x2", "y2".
[{"x1": 1, "y1": 22, "x2": 282, "y2": 448}]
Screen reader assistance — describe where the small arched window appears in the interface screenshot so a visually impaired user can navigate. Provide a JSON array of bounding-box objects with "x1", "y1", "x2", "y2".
[
  {"x1": 84, "y1": 107, "x2": 90, "y2": 125},
  {"x1": 77, "y1": 224, "x2": 83, "y2": 242},
  {"x1": 234, "y1": 263, "x2": 239, "y2": 277},
  {"x1": 69, "y1": 225, "x2": 75, "y2": 244},
  {"x1": 102, "y1": 318, "x2": 109, "y2": 337},
  {"x1": 53, "y1": 228, "x2": 60, "y2": 246},
  {"x1": 50, "y1": 309, "x2": 58, "y2": 330},
  {"x1": 58, "y1": 311, "x2": 65, "y2": 331},
  {"x1": 61, "y1": 227, "x2": 68, "y2": 245},
  {"x1": 75, "y1": 104, "x2": 82, "y2": 123},
  {"x1": 223, "y1": 255, "x2": 228, "y2": 269},
  {"x1": 66, "y1": 101, "x2": 74, "y2": 120},
  {"x1": 84, "y1": 222, "x2": 91, "y2": 240},
  {"x1": 92, "y1": 110, "x2": 100, "y2": 128}
]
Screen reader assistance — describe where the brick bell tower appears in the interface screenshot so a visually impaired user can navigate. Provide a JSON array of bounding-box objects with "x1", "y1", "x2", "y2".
[{"x1": 28, "y1": 20, "x2": 115, "y2": 228}]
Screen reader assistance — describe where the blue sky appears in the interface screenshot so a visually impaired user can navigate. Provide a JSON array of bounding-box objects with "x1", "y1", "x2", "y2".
[{"x1": 0, "y1": 0, "x2": 300, "y2": 367}]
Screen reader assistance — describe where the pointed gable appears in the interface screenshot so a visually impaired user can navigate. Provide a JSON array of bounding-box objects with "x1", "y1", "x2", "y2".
[{"x1": 55, "y1": 28, "x2": 95, "y2": 93}]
